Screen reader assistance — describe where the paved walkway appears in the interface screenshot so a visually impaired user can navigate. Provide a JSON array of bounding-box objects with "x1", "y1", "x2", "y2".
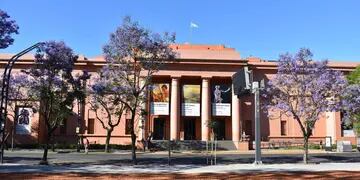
[{"x1": 1, "y1": 162, "x2": 360, "y2": 174}]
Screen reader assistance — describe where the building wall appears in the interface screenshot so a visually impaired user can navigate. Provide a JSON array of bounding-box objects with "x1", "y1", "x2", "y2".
[{"x1": 1, "y1": 44, "x2": 359, "y2": 149}]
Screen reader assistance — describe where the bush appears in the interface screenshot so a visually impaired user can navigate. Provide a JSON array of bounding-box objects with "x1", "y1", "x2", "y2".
[
  {"x1": 332, "y1": 144, "x2": 337, "y2": 150},
  {"x1": 308, "y1": 144, "x2": 321, "y2": 149},
  {"x1": 89, "y1": 144, "x2": 133, "y2": 150}
]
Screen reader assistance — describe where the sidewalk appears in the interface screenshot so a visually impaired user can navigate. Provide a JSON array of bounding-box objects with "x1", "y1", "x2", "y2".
[
  {"x1": 6, "y1": 148, "x2": 357, "y2": 155},
  {"x1": 147, "y1": 149, "x2": 351, "y2": 155},
  {"x1": 1, "y1": 162, "x2": 360, "y2": 174}
]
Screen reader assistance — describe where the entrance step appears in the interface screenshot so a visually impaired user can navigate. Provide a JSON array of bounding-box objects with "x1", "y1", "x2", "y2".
[{"x1": 151, "y1": 140, "x2": 238, "y2": 151}]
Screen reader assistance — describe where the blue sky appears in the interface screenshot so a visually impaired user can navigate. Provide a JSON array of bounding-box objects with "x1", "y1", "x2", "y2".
[{"x1": 1, "y1": 0, "x2": 360, "y2": 62}]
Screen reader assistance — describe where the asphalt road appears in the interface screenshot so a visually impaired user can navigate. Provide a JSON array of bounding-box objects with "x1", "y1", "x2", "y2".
[{"x1": 2, "y1": 150, "x2": 360, "y2": 166}]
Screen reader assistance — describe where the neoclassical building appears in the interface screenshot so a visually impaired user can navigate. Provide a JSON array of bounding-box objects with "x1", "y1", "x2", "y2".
[{"x1": 1, "y1": 44, "x2": 359, "y2": 150}]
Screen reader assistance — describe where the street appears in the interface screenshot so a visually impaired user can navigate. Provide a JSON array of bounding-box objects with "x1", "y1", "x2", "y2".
[
  {"x1": 2, "y1": 149, "x2": 360, "y2": 166},
  {"x1": 1, "y1": 150, "x2": 360, "y2": 179}
]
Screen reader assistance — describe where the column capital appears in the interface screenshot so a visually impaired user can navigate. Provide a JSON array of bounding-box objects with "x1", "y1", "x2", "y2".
[
  {"x1": 171, "y1": 76, "x2": 181, "y2": 80},
  {"x1": 201, "y1": 76, "x2": 212, "y2": 80}
]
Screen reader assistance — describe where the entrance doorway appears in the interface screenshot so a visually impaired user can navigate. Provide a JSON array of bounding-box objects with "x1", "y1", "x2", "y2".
[
  {"x1": 214, "y1": 119, "x2": 225, "y2": 140},
  {"x1": 153, "y1": 118, "x2": 165, "y2": 140},
  {"x1": 184, "y1": 119, "x2": 196, "y2": 140}
]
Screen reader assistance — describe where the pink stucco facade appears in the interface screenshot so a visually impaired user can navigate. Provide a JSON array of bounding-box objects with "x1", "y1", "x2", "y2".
[{"x1": 0, "y1": 44, "x2": 359, "y2": 149}]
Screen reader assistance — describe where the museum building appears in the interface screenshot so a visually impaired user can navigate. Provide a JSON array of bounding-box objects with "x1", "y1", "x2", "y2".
[{"x1": 1, "y1": 44, "x2": 359, "y2": 150}]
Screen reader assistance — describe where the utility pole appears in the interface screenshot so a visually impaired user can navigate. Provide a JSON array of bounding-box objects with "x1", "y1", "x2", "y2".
[
  {"x1": 252, "y1": 79, "x2": 265, "y2": 165},
  {"x1": 232, "y1": 67, "x2": 264, "y2": 165},
  {"x1": 252, "y1": 81, "x2": 262, "y2": 164}
]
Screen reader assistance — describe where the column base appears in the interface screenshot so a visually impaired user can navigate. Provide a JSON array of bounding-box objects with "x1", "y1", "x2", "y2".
[{"x1": 236, "y1": 141, "x2": 251, "y2": 150}]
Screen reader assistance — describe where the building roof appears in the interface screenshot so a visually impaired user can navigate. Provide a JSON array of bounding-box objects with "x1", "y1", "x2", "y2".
[
  {"x1": 0, "y1": 44, "x2": 358, "y2": 71},
  {"x1": 88, "y1": 44, "x2": 242, "y2": 61},
  {"x1": 169, "y1": 44, "x2": 241, "y2": 60}
]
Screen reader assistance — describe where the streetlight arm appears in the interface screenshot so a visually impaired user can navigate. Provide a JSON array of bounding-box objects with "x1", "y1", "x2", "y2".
[{"x1": 0, "y1": 42, "x2": 44, "y2": 164}]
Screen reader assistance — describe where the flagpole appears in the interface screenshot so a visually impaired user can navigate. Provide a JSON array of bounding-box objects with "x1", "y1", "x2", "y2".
[
  {"x1": 189, "y1": 22, "x2": 198, "y2": 44},
  {"x1": 190, "y1": 25, "x2": 192, "y2": 44}
]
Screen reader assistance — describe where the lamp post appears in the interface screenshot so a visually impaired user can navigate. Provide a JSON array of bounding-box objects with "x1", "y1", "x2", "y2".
[
  {"x1": 0, "y1": 42, "x2": 44, "y2": 164},
  {"x1": 252, "y1": 80, "x2": 265, "y2": 165},
  {"x1": 232, "y1": 66, "x2": 264, "y2": 165}
]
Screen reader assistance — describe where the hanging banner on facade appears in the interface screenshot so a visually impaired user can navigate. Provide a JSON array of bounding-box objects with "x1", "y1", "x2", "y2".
[
  {"x1": 16, "y1": 107, "x2": 34, "y2": 134},
  {"x1": 212, "y1": 84, "x2": 231, "y2": 116},
  {"x1": 150, "y1": 83, "x2": 170, "y2": 115},
  {"x1": 182, "y1": 84, "x2": 201, "y2": 116}
]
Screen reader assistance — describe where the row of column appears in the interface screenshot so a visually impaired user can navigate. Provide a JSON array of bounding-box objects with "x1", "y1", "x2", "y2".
[{"x1": 169, "y1": 77, "x2": 241, "y2": 141}]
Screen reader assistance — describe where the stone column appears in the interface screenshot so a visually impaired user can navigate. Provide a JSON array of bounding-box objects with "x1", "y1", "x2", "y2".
[
  {"x1": 326, "y1": 111, "x2": 336, "y2": 144},
  {"x1": 170, "y1": 77, "x2": 180, "y2": 140},
  {"x1": 232, "y1": 84, "x2": 240, "y2": 142},
  {"x1": 201, "y1": 78, "x2": 210, "y2": 141}
]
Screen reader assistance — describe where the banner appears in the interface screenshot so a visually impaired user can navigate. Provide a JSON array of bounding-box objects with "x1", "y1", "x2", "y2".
[
  {"x1": 182, "y1": 84, "x2": 201, "y2": 116},
  {"x1": 150, "y1": 83, "x2": 170, "y2": 115},
  {"x1": 212, "y1": 84, "x2": 231, "y2": 116},
  {"x1": 16, "y1": 107, "x2": 33, "y2": 134}
]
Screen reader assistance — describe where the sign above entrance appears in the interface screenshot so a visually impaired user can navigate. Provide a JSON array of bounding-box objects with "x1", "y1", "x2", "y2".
[
  {"x1": 182, "y1": 84, "x2": 200, "y2": 116},
  {"x1": 212, "y1": 84, "x2": 231, "y2": 116},
  {"x1": 150, "y1": 83, "x2": 169, "y2": 115},
  {"x1": 16, "y1": 106, "x2": 34, "y2": 134}
]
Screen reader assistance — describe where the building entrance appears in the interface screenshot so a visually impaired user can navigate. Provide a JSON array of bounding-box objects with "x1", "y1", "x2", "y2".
[
  {"x1": 153, "y1": 118, "x2": 165, "y2": 140},
  {"x1": 214, "y1": 119, "x2": 226, "y2": 140},
  {"x1": 184, "y1": 118, "x2": 196, "y2": 140}
]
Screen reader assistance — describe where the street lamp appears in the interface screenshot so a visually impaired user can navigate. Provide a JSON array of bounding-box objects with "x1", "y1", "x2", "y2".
[{"x1": 232, "y1": 66, "x2": 264, "y2": 165}]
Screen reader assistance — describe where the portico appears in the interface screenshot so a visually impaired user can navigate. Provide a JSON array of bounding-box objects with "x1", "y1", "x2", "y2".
[{"x1": 150, "y1": 75, "x2": 242, "y2": 143}]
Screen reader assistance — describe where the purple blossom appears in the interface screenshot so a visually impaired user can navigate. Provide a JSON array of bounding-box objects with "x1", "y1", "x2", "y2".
[
  {"x1": 342, "y1": 84, "x2": 360, "y2": 119},
  {"x1": 263, "y1": 49, "x2": 347, "y2": 131},
  {"x1": 262, "y1": 48, "x2": 348, "y2": 163},
  {"x1": 0, "y1": 9, "x2": 19, "y2": 49}
]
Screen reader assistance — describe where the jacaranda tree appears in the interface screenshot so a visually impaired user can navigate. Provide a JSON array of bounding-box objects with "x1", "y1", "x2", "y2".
[
  {"x1": 24, "y1": 41, "x2": 89, "y2": 165},
  {"x1": 103, "y1": 16, "x2": 176, "y2": 164},
  {"x1": 342, "y1": 65, "x2": 360, "y2": 134},
  {"x1": 263, "y1": 48, "x2": 347, "y2": 164},
  {"x1": 0, "y1": 9, "x2": 19, "y2": 49},
  {"x1": 89, "y1": 72, "x2": 127, "y2": 153}
]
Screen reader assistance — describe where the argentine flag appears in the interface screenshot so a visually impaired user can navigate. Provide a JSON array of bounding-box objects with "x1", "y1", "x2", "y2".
[{"x1": 190, "y1": 22, "x2": 199, "y2": 28}]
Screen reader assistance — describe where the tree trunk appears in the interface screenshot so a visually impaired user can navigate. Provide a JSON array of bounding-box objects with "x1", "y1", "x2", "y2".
[
  {"x1": 131, "y1": 131, "x2": 137, "y2": 165},
  {"x1": 40, "y1": 134, "x2": 50, "y2": 165},
  {"x1": 105, "y1": 128, "x2": 113, "y2": 153},
  {"x1": 303, "y1": 136, "x2": 309, "y2": 164}
]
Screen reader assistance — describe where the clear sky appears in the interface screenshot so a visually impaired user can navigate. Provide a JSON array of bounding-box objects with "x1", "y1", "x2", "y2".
[{"x1": 1, "y1": 0, "x2": 360, "y2": 62}]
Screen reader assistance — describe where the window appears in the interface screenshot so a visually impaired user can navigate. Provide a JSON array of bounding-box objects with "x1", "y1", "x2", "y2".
[
  {"x1": 125, "y1": 119, "x2": 132, "y2": 135},
  {"x1": 280, "y1": 121, "x2": 287, "y2": 136},
  {"x1": 60, "y1": 119, "x2": 67, "y2": 135},
  {"x1": 87, "y1": 119, "x2": 94, "y2": 134}
]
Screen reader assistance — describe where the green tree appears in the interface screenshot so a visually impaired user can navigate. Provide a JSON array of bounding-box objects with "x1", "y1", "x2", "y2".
[
  {"x1": 345, "y1": 65, "x2": 360, "y2": 134},
  {"x1": 347, "y1": 66, "x2": 360, "y2": 84}
]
